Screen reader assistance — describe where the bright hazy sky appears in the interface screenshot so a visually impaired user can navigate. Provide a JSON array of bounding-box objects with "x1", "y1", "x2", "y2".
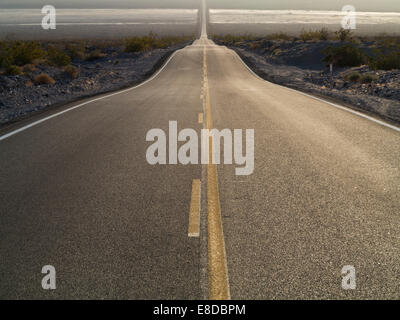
[{"x1": 0, "y1": 0, "x2": 399, "y2": 12}]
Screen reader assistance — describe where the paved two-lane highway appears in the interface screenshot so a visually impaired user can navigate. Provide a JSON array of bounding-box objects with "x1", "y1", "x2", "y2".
[{"x1": 1, "y1": 3, "x2": 400, "y2": 299}]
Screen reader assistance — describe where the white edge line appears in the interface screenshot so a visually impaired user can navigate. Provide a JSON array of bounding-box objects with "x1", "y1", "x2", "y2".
[
  {"x1": 230, "y1": 49, "x2": 400, "y2": 133},
  {"x1": 0, "y1": 48, "x2": 185, "y2": 142}
]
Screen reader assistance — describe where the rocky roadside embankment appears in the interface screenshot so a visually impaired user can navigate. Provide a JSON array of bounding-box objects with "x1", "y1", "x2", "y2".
[
  {"x1": 217, "y1": 39, "x2": 400, "y2": 125},
  {"x1": 0, "y1": 42, "x2": 190, "y2": 126}
]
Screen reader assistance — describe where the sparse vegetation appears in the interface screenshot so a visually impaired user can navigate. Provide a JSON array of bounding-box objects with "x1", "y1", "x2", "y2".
[
  {"x1": 0, "y1": 36, "x2": 192, "y2": 77},
  {"x1": 214, "y1": 29, "x2": 331, "y2": 44},
  {"x1": 213, "y1": 29, "x2": 400, "y2": 73}
]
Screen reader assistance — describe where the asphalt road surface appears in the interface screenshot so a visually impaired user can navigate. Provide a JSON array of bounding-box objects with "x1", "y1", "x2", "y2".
[{"x1": 1, "y1": 3, "x2": 400, "y2": 299}]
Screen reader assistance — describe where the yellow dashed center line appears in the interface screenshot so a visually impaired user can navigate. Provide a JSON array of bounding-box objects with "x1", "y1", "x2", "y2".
[
  {"x1": 188, "y1": 179, "x2": 201, "y2": 237},
  {"x1": 203, "y1": 47, "x2": 231, "y2": 300},
  {"x1": 198, "y1": 113, "x2": 204, "y2": 124}
]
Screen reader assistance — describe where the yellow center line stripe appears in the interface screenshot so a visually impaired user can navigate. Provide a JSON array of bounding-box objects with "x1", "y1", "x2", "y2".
[
  {"x1": 198, "y1": 113, "x2": 204, "y2": 124},
  {"x1": 188, "y1": 179, "x2": 201, "y2": 238},
  {"x1": 203, "y1": 47, "x2": 231, "y2": 300}
]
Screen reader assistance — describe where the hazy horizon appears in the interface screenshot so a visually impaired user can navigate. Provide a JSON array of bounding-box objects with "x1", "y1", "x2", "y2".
[{"x1": 0, "y1": 0, "x2": 399, "y2": 12}]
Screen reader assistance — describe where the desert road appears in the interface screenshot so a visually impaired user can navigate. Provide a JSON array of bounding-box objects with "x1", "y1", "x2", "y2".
[{"x1": 1, "y1": 3, "x2": 400, "y2": 300}]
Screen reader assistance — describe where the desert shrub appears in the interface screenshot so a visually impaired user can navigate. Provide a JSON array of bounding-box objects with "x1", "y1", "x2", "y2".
[
  {"x1": 4, "y1": 65, "x2": 22, "y2": 75},
  {"x1": 34, "y1": 73, "x2": 55, "y2": 85},
  {"x1": 124, "y1": 38, "x2": 144, "y2": 52},
  {"x1": 144, "y1": 35, "x2": 167, "y2": 49},
  {"x1": 323, "y1": 45, "x2": 364, "y2": 67},
  {"x1": 63, "y1": 65, "x2": 79, "y2": 78},
  {"x1": 0, "y1": 41, "x2": 45, "y2": 67},
  {"x1": 368, "y1": 51, "x2": 400, "y2": 70},
  {"x1": 212, "y1": 34, "x2": 253, "y2": 45},
  {"x1": 345, "y1": 72, "x2": 361, "y2": 82},
  {"x1": 0, "y1": 42, "x2": 5, "y2": 65},
  {"x1": 25, "y1": 81, "x2": 34, "y2": 87},
  {"x1": 376, "y1": 35, "x2": 400, "y2": 49},
  {"x1": 64, "y1": 43, "x2": 85, "y2": 60},
  {"x1": 217, "y1": 34, "x2": 238, "y2": 45},
  {"x1": 12, "y1": 42, "x2": 45, "y2": 66},
  {"x1": 0, "y1": 43, "x2": 8, "y2": 67},
  {"x1": 47, "y1": 46, "x2": 71, "y2": 67},
  {"x1": 32, "y1": 58, "x2": 45, "y2": 66},
  {"x1": 124, "y1": 33, "x2": 191, "y2": 52},
  {"x1": 299, "y1": 29, "x2": 330, "y2": 42},
  {"x1": 360, "y1": 73, "x2": 378, "y2": 83},
  {"x1": 85, "y1": 50, "x2": 106, "y2": 61},
  {"x1": 22, "y1": 64, "x2": 36, "y2": 73},
  {"x1": 335, "y1": 28, "x2": 353, "y2": 42},
  {"x1": 149, "y1": 35, "x2": 170, "y2": 49},
  {"x1": 300, "y1": 29, "x2": 313, "y2": 42},
  {"x1": 272, "y1": 48, "x2": 282, "y2": 56},
  {"x1": 350, "y1": 37, "x2": 361, "y2": 45},
  {"x1": 249, "y1": 42, "x2": 261, "y2": 50},
  {"x1": 317, "y1": 28, "x2": 330, "y2": 41},
  {"x1": 266, "y1": 33, "x2": 292, "y2": 41},
  {"x1": 125, "y1": 36, "x2": 153, "y2": 52},
  {"x1": 238, "y1": 34, "x2": 257, "y2": 41}
]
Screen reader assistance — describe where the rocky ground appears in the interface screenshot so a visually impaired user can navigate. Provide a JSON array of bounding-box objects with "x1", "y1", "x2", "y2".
[
  {"x1": 215, "y1": 39, "x2": 400, "y2": 124},
  {"x1": 0, "y1": 42, "x2": 191, "y2": 126}
]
